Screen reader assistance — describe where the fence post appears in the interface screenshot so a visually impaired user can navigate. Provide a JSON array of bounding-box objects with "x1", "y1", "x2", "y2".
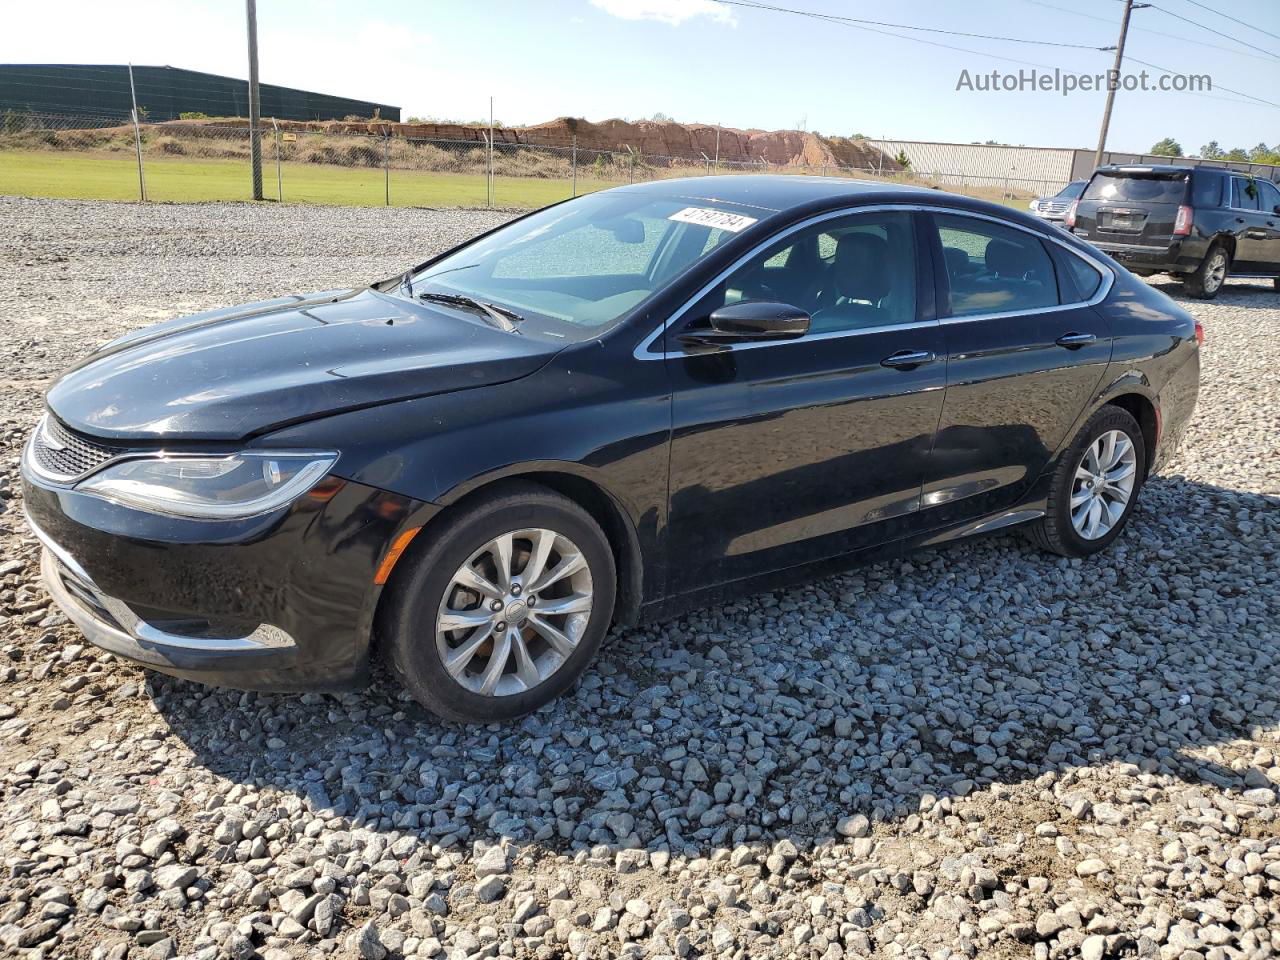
[
  {"x1": 127, "y1": 63, "x2": 147, "y2": 201},
  {"x1": 272, "y1": 118, "x2": 282, "y2": 202},
  {"x1": 383, "y1": 132, "x2": 390, "y2": 206},
  {"x1": 629, "y1": 151, "x2": 635, "y2": 184},
  {"x1": 877, "y1": 136, "x2": 885, "y2": 177},
  {"x1": 571, "y1": 134, "x2": 577, "y2": 197},
  {"x1": 485, "y1": 131, "x2": 494, "y2": 208}
]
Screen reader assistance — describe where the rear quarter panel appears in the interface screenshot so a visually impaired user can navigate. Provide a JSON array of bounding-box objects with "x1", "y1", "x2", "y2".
[{"x1": 1064, "y1": 268, "x2": 1199, "y2": 471}]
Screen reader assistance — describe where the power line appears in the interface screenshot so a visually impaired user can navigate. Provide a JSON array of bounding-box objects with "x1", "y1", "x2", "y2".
[
  {"x1": 721, "y1": 0, "x2": 1280, "y2": 112},
  {"x1": 717, "y1": 0, "x2": 1113, "y2": 50},
  {"x1": 1017, "y1": 0, "x2": 1280, "y2": 64},
  {"x1": 1143, "y1": 3, "x2": 1280, "y2": 60},
  {"x1": 710, "y1": 1, "x2": 1069, "y2": 70},
  {"x1": 1124, "y1": 56, "x2": 1280, "y2": 109},
  {"x1": 1174, "y1": 0, "x2": 1280, "y2": 43}
]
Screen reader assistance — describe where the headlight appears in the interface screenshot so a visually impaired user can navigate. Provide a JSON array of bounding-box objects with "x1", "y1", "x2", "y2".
[{"x1": 77, "y1": 452, "x2": 337, "y2": 520}]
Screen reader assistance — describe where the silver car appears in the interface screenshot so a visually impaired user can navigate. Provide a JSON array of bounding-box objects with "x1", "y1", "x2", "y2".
[{"x1": 1030, "y1": 180, "x2": 1087, "y2": 222}]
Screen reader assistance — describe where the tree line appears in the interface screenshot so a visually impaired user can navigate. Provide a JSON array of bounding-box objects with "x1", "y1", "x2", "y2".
[{"x1": 1148, "y1": 137, "x2": 1280, "y2": 165}]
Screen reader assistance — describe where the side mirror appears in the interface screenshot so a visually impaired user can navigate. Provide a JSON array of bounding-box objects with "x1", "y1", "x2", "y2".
[
  {"x1": 1273, "y1": 204, "x2": 1280, "y2": 215},
  {"x1": 678, "y1": 300, "x2": 810, "y2": 347}
]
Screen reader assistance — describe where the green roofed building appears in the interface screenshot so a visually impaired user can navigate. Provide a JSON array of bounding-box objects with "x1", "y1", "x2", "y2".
[{"x1": 0, "y1": 63, "x2": 400, "y2": 123}]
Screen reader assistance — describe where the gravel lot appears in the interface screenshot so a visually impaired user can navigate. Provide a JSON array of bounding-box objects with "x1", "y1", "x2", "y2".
[{"x1": 0, "y1": 196, "x2": 1277, "y2": 960}]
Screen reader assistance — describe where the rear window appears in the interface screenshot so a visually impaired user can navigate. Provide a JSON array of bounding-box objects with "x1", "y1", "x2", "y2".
[
  {"x1": 1191, "y1": 172, "x2": 1224, "y2": 207},
  {"x1": 1084, "y1": 172, "x2": 1188, "y2": 204}
]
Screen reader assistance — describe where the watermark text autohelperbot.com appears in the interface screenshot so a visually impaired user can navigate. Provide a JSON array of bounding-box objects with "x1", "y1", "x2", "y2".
[{"x1": 956, "y1": 68, "x2": 1211, "y2": 96}]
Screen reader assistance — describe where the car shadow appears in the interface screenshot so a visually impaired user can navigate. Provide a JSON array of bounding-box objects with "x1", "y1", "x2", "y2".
[
  {"x1": 147, "y1": 471, "x2": 1278, "y2": 862},
  {"x1": 1147, "y1": 275, "x2": 1279, "y2": 303}
]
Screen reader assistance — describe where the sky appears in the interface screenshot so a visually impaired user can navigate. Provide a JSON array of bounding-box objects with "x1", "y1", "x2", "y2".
[{"x1": 3, "y1": 0, "x2": 1278, "y2": 154}]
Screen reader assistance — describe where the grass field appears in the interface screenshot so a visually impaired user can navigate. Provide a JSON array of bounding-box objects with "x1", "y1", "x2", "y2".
[
  {"x1": 0, "y1": 150, "x2": 622, "y2": 208},
  {"x1": 1, "y1": 149, "x2": 1032, "y2": 210}
]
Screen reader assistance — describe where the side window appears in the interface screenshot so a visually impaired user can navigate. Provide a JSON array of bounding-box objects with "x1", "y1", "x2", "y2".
[
  {"x1": 1231, "y1": 177, "x2": 1260, "y2": 211},
  {"x1": 1191, "y1": 172, "x2": 1223, "y2": 207},
  {"x1": 934, "y1": 214, "x2": 1059, "y2": 317},
  {"x1": 707, "y1": 211, "x2": 917, "y2": 334},
  {"x1": 1059, "y1": 250, "x2": 1104, "y2": 301},
  {"x1": 1257, "y1": 180, "x2": 1280, "y2": 213}
]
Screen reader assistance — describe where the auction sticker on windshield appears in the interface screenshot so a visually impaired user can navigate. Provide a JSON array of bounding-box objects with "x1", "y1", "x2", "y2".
[{"x1": 668, "y1": 207, "x2": 759, "y2": 232}]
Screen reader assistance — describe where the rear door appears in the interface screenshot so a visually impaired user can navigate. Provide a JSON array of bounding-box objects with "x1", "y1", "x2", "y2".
[
  {"x1": 1075, "y1": 168, "x2": 1189, "y2": 252},
  {"x1": 1254, "y1": 180, "x2": 1280, "y2": 273},
  {"x1": 921, "y1": 212, "x2": 1114, "y2": 526},
  {"x1": 1230, "y1": 176, "x2": 1279, "y2": 273}
]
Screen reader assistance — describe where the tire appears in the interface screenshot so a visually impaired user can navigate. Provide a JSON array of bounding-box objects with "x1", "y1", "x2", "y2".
[
  {"x1": 1024, "y1": 406, "x2": 1147, "y2": 558},
  {"x1": 1183, "y1": 243, "x2": 1229, "y2": 300},
  {"x1": 379, "y1": 482, "x2": 616, "y2": 723}
]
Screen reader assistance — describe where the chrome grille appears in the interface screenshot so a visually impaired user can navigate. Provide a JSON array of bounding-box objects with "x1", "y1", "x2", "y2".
[{"x1": 29, "y1": 416, "x2": 126, "y2": 482}]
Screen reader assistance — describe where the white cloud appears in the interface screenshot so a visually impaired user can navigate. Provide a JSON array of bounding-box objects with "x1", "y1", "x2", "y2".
[{"x1": 589, "y1": 0, "x2": 736, "y2": 27}]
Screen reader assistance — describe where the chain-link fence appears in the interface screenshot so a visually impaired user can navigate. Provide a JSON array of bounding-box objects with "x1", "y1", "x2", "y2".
[{"x1": 5, "y1": 109, "x2": 1205, "y2": 211}]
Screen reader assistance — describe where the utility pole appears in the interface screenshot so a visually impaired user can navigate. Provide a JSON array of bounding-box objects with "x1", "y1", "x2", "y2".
[
  {"x1": 1094, "y1": 0, "x2": 1148, "y2": 170},
  {"x1": 126, "y1": 63, "x2": 147, "y2": 202},
  {"x1": 246, "y1": 0, "x2": 264, "y2": 200},
  {"x1": 713, "y1": 121, "x2": 720, "y2": 172}
]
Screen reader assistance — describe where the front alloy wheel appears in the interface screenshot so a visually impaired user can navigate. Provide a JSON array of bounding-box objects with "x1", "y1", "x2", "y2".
[
  {"x1": 380, "y1": 482, "x2": 615, "y2": 723},
  {"x1": 435, "y1": 529, "x2": 593, "y2": 697}
]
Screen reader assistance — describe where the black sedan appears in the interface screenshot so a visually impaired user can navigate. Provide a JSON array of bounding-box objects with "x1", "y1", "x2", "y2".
[{"x1": 21, "y1": 176, "x2": 1202, "y2": 723}]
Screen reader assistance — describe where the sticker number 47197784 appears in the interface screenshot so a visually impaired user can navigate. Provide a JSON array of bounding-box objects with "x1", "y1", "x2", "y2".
[{"x1": 668, "y1": 206, "x2": 760, "y2": 233}]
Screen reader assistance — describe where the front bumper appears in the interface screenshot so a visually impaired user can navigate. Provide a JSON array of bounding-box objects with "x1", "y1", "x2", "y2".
[{"x1": 21, "y1": 469, "x2": 434, "y2": 692}]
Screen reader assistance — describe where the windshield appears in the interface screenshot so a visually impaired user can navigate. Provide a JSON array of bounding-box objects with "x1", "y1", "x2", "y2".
[
  {"x1": 409, "y1": 192, "x2": 766, "y2": 334},
  {"x1": 1057, "y1": 181, "x2": 1085, "y2": 200},
  {"x1": 1084, "y1": 172, "x2": 1188, "y2": 204}
]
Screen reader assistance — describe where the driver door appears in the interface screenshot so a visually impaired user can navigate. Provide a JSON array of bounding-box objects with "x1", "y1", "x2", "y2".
[{"x1": 663, "y1": 210, "x2": 945, "y2": 590}]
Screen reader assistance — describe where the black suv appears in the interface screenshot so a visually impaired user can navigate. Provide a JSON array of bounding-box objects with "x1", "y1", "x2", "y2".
[{"x1": 1068, "y1": 164, "x2": 1280, "y2": 299}]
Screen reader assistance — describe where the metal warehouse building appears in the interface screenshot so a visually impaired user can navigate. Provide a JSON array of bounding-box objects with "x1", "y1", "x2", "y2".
[{"x1": 0, "y1": 64, "x2": 400, "y2": 122}]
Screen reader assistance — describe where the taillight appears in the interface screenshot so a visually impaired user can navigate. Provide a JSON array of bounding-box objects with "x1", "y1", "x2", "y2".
[
  {"x1": 1173, "y1": 205, "x2": 1193, "y2": 236},
  {"x1": 1065, "y1": 199, "x2": 1078, "y2": 229},
  {"x1": 1194, "y1": 320, "x2": 1204, "y2": 345}
]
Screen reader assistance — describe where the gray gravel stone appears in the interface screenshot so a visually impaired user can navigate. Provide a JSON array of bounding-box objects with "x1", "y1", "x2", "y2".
[{"x1": 0, "y1": 198, "x2": 1276, "y2": 960}]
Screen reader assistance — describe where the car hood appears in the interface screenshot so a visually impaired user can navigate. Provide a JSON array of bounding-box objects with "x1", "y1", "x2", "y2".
[{"x1": 46, "y1": 288, "x2": 563, "y2": 442}]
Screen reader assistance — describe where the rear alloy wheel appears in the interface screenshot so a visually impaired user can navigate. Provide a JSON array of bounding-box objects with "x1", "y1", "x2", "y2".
[
  {"x1": 1068, "y1": 430, "x2": 1138, "y2": 541},
  {"x1": 1024, "y1": 406, "x2": 1146, "y2": 558},
  {"x1": 1183, "y1": 244, "x2": 1229, "y2": 300},
  {"x1": 380, "y1": 483, "x2": 615, "y2": 723}
]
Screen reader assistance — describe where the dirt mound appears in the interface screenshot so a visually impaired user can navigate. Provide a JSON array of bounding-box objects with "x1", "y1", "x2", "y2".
[{"x1": 138, "y1": 115, "x2": 900, "y2": 170}]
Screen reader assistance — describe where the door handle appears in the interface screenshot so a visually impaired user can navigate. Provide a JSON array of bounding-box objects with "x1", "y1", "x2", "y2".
[
  {"x1": 1056, "y1": 332, "x2": 1097, "y2": 348},
  {"x1": 881, "y1": 349, "x2": 935, "y2": 369}
]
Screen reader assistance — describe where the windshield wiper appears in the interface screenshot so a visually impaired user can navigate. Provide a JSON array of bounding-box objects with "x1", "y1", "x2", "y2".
[{"x1": 417, "y1": 292, "x2": 524, "y2": 333}]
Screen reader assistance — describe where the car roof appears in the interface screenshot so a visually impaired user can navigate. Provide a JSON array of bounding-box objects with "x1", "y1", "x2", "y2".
[
  {"x1": 609, "y1": 174, "x2": 1040, "y2": 224},
  {"x1": 1095, "y1": 164, "x2": 1199, "y2": 176}
]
